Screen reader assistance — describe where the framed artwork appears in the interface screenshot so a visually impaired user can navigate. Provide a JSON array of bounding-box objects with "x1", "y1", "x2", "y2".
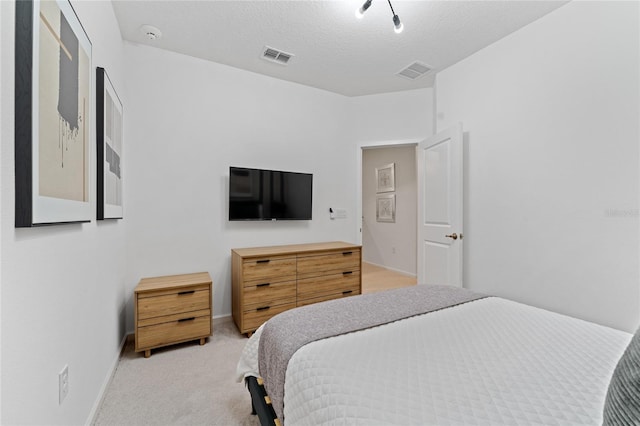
[
  {"x1": 96, "y1": 67, "x2": 123, "y2": 220},
  {"x1": 375, "y1": 163, "x2": 395, "y2": 193},
  {"x1": 15, "y1": 0, "x2": 92, "y2": 227},
  {"x1": 376, "y1": 194, "x2": 396, "y2": 223}
]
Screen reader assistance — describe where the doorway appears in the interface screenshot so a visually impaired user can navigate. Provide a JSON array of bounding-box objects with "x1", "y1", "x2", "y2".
[{"x1": 357, "y1": 140, "x2": 420, "y2": 289}]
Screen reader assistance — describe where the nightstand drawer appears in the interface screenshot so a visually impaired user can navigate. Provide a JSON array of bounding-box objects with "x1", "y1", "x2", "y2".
[
  {"x1": 297, "y1": 250, "x2": 360, "y2": 277},
  {"x1": 138, "y1": 288, "x2": 210, "y2": 320},
  {"x1": 242, "y1": 302, "x2": 296, "y2": 331},
  {"x1": 297, "y1": 271, "x2": 361, "y2": 300},
  {"x1": 243, "y1": 280, "x2": 296, "y2": 310},
  {"x1": 137, "y1": 315, "x2": 211, "y2": 350},
  {"x1": 242, "y1": 257, "x2": 296, "y2": 282}
]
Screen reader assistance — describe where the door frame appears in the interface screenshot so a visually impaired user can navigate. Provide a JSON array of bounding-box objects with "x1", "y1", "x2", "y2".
[{"x1": 355, "y1": 138, "x2": 422, "y2": 246}]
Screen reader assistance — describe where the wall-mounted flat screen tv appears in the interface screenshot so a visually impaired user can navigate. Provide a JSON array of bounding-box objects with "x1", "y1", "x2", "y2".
[{"x1": 229, "y1": 167, "x2": 313, "y2": 221}]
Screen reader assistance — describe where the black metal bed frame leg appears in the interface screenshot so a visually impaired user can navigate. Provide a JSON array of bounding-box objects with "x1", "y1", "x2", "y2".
[{"x1": 246, "y1": 376, "x2": 279, "y2": 426}]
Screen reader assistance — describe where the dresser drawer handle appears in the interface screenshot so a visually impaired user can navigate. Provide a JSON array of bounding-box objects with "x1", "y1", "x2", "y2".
[
  {"x1": 342, "y1": 290, "x2": 353, "y2": 295},
  {"x1": 256, "y1": 259, "x2": 270, "y2": 264},
  {"x1": 256, "y1": 306, "x2": 270, "y2": 311},
  {"x1": 342, "y1": 251, "x2": 353, "y2": 256},
  {"x1": 178, "y1": 317, "x2": 196, "y2": 322},
  {"x1": 342, "y1": 271, "x2": 353, "y2": 275},
  {"x1": 256, "y1": 283, "x2": 271, "y2": 287},
  {"x1": 178, "y1": 290, "x2": 195, "y2": 295}
]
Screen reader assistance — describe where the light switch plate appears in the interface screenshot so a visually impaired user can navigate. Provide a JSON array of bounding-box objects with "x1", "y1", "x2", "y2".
[{"x1": 334, "y1": 208, "x2": 347, "y2": 219}]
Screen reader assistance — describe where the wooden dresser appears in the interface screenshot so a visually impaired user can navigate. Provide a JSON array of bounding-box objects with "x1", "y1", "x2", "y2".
[
  {"x1": 135, "y1": 272, "x2": 213, "y2": 358},
  {"x1": 232, "y1": 242, "x2": 361, "y2": 335}
]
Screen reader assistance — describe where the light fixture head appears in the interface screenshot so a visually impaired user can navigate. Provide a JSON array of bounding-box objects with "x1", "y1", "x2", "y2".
[
  {"x1": 393, "y1": 14, "x2": 403, "y2": 33},
  {"x1": 355, "y1": 0, "x2": 372, "y2": 19}
]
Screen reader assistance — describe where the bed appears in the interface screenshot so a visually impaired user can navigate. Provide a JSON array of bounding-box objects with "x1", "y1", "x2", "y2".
[{"x1": 236, "y1": 285, "x2": 638, "y2": 426}]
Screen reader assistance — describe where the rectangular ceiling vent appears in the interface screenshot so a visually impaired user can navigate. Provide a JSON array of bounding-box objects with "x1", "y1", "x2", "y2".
[
  {"x1": 397, "y1": 61, "x2": 433, "y2": 80},
  {"x1": 261, "y1": 46, "x2": 294, "y2": 66}
]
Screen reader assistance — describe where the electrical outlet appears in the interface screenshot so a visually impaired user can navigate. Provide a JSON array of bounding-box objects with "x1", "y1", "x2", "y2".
[
  {"x1": 59, "y1": 365, "x2": 69, "y2": 404},
  {"x1": 392, "y1": 247, "x2": 396, "y2": 254}
]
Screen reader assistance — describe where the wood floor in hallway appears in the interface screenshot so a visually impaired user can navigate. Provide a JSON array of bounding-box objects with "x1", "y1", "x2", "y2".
[{"x1": 361, "y1": 262, "x2": 417, "y2": 294}]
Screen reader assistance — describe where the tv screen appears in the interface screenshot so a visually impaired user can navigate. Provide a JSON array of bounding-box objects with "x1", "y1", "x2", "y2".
[{"x1": 229, "y1": 167, "x2": 313, "y2": 221}]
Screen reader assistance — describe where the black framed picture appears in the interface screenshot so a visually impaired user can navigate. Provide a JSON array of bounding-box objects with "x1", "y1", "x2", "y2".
[
  {"x1": 96, "y1": 67, "x2": 123, "y2": 220},
  {"x1": 15, "y1": 0, "x2": 93, "y2": 227}
]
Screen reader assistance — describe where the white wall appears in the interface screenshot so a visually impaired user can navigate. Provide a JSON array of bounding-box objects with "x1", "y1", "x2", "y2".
[
  {"x1": 123, "y1": 43, "x2": 360, "y2": 330},
  {"x1": 351, "y1": 89, "x2": 433, "y2": 143},
  {"x1": 1, "y1": 1, "x2": 127, "y2": 424},
  {"x1": 0, "y1": 2, "x2": 3, "y2": 421},
  {"x1": 362, "y1": 146, "x2": 417, "y2": 275},
  {"x1": 436, "y1": 1, "x2": 640, "y2": 332},
  {"x1": 122, "y1": 44, "x2": 435, "y2": 332}
]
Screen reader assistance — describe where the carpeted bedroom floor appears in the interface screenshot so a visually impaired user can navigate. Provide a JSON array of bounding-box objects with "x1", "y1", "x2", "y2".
[
  {"x1": 93, "y1": 263, "x2": 416, "y2": 425},
  {"x1": 92, "y1": 318, "x2": 257, "y2": 426}
]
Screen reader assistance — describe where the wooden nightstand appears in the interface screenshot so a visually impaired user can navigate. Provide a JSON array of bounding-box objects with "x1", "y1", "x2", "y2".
[{"x1": 134, "y1": 272, "x2": 213, "y2": 358}]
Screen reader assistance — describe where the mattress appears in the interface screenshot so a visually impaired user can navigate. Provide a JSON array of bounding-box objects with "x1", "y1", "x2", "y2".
[{"x1": 238, "y1": 297, "x2": 631, "y2": 425}]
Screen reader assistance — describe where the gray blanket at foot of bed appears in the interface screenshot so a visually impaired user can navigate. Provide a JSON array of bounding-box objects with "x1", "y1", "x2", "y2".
[{"x1": 258, "y1": 284, "x2": 487, "y2": 423}]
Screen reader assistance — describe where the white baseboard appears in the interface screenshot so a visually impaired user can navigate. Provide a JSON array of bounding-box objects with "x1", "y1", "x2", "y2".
[
  {"x1": 363, "y1": 261, "x2": 417, "y2": 278},
  {"x1": 85, "y1": 333, "x2": 129, "y2": 426}
]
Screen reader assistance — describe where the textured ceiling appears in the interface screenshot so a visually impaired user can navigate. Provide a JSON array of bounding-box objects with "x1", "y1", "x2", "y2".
[{"x1": 112, "y1": 0, "x2": 569, "y2": 97}]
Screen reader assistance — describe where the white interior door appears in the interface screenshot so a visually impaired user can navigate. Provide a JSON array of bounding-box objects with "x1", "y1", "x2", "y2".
[{"x1": 417, "y1": 123, "x2": 463, "y2": 286}]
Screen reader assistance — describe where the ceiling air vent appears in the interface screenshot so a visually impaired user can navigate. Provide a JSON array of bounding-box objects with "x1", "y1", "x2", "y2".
[
  {"x1": 261, "y1": 46, "x2": 294, "y2": 65},
  {"x1": 397, "y1": 61, "x2": 432, "y2": 80}
]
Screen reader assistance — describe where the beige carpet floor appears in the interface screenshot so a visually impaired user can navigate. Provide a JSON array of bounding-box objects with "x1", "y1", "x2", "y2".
[
  {"x1": 93, "y1": 263, "x2": 415, "y2": 425},
  {"x1": 93, "y1": 319, "x2": 257, "y2": 426}
]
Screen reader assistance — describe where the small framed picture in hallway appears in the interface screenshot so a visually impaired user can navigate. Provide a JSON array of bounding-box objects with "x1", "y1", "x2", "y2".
[
  {"x1": 376, "y1": 194, "x2": 395, "y2": 223},
  {"x1": 375, "y1": 163, "x2": 395, "y2": 193}
]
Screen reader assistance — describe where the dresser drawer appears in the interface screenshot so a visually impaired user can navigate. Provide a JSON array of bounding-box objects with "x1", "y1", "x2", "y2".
[
  {"x1": 242, "y1": 302, "x2": 296, "y2": 331},
  {"x1": 138, "y1": 288, "x2": 210, "y2": 320},
  {"x1": 243, "y1": 280, "x2": 296, "y2": 310},
  {"x1": 297, "y1": 289, "x2": 360, "y2": 307},
  {"x1": 242, "y1": 256, "x2": 296, "y2": 283},
  {"x1": 137, "y1": 315, "x2": 211, "y2": 350},
  {"x1": 297, "y1": 250, "x2": 360, "y2": 277},
  {"x1": 297, "y1": 271, "x2": 361, "y2": 300}
]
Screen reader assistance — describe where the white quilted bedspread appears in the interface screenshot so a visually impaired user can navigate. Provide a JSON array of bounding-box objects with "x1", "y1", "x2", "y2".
[{"x1": 237, "y1": 297, "x2": 631, "y2": 425}]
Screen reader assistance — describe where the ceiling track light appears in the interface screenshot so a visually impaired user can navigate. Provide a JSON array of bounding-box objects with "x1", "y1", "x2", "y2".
[
  {"x1": 355, "y1": 0, "x2": 404, "y2": 34},
  {"x1": 355, "y1": 0, "x2": 372, "y2": 19}
]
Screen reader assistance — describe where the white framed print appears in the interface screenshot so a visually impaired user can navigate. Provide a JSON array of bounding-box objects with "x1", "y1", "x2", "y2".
[
  {"x1": 376, "y1": 194, "x2": 396, "y2": 223},
  {"x1": 375, "y1": 163, "x2": 395, "y2": 193}
]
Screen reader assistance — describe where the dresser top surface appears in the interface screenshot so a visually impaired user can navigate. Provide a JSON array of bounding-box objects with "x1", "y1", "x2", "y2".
[
  {"x1": 136, "y1": 271, "x2": 212, "y2": 293},
  {"x1": 232, "y1": 241, "x2": 361, "y2": 258}
]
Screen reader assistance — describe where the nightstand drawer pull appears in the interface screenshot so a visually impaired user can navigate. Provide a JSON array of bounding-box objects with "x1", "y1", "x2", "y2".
[
  {"x1": 178, "y1": 290, "x2": 195, "y2": 295},
  {"x1": 342, "y1": 271, "x2": 353, "y2": 275},
  {"x1": 342, "y1": 290, "x2": 353, "y2": 295},
  {"x1": 256, "y1": 283, "x2": 271, "y2": 287},
  {"x1": 342, "y1": 251, "x2": 353, "y2": 255},
  {"x1": 256, "y1": 259, "x2": 270, "y2": 264},
  {"x1": 256, "y1": 306, "x2": 270, "y2": 311},
  {"x1": 178, "y1": 317, "x2": 196, "y2": 322}
]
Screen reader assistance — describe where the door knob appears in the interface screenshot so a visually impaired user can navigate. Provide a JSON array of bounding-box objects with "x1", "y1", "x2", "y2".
[{"x1": 445, "y1": 233, "x2": 458, "y2": 240}]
